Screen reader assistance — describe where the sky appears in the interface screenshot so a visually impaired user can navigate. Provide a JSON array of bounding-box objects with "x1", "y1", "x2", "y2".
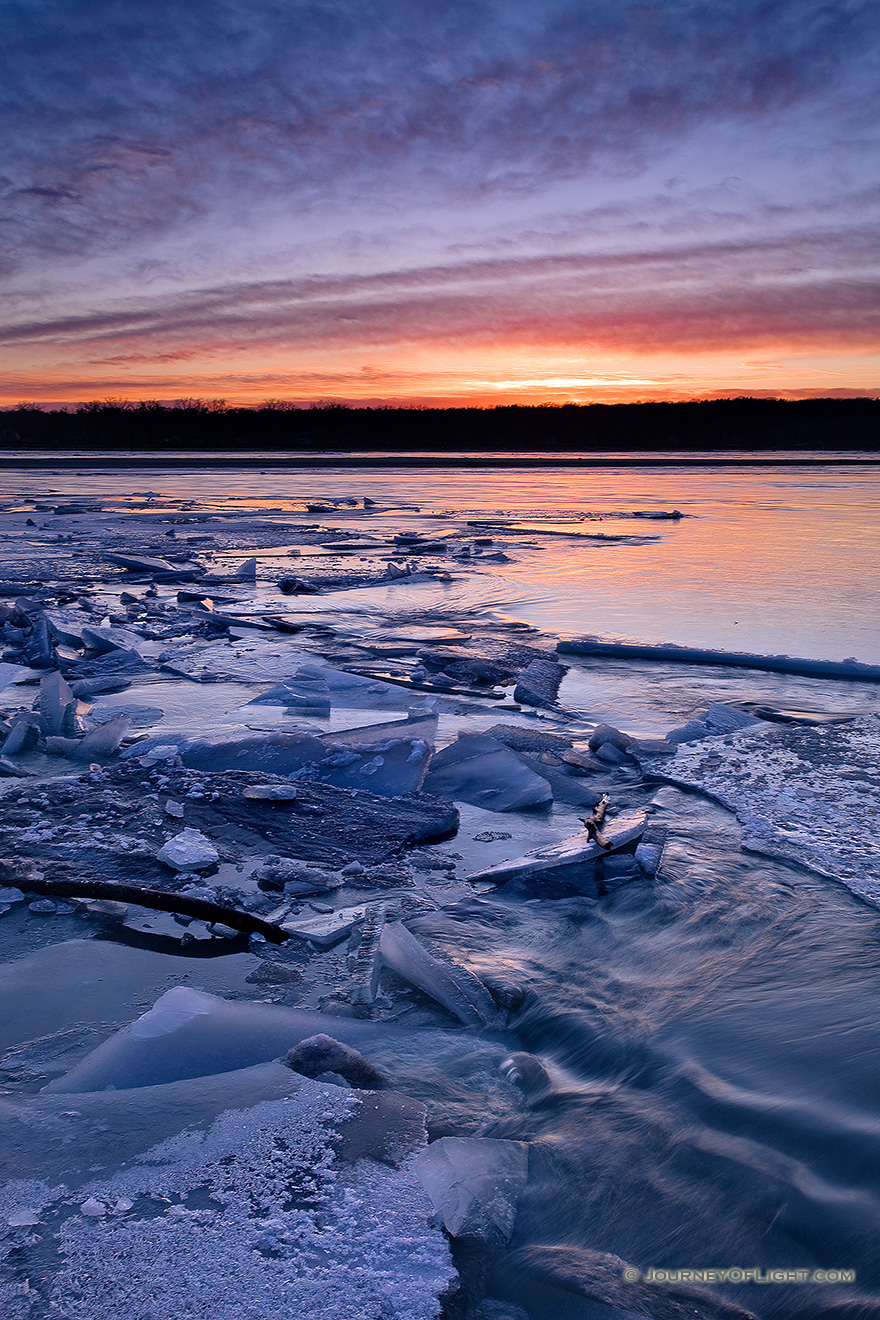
[{"x1": 1, "y1": 0, "x2": 878, "y2": 407}]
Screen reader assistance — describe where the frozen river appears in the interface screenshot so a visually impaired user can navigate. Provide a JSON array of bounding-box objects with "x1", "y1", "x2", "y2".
[{"x1": 0, "y1": 455, "x2": 879, "y2": 1320}]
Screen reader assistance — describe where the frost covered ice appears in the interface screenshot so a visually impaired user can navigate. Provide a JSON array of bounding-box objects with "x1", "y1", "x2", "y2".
[
  {"x1": 637, "y1": 714, "x2": 880, "y2": 907},
  {"x1": 12, "y1": 1086, "x2": 455, "y2": 1320}
]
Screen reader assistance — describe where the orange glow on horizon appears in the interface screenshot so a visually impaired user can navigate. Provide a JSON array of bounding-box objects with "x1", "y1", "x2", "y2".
[{"x1": 3, "y1": 344, "x2": 878, "y2": 409}]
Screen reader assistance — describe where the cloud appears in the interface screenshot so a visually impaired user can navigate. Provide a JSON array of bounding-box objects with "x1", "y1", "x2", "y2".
[
  {"x1": 2, "y1": 0, "x2": 877, "y2": 269},
  {"x1": 2, "y1": 221, "x2": 876, "y2": 356}
]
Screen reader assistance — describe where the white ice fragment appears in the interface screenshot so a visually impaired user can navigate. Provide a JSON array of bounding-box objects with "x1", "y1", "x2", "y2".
[
  {"x1": 7, "y1": 1209, "x2": 41, "y2": 1227},
  {"x1": 156, "y1": 828, "x2": 219, "y2": 870},
  {"x1": 80, "y1": 1197, "x2": 106, "y2": 1217}
]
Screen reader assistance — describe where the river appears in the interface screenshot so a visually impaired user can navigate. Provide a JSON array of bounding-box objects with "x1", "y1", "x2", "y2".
[{"x1": 0, "y1": 456, "x2": 878, "y2": 1319}]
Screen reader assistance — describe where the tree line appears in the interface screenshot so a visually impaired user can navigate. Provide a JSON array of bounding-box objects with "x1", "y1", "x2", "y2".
[{"x1": 1, "y1": 397, "x2": 877, "y2": 452}]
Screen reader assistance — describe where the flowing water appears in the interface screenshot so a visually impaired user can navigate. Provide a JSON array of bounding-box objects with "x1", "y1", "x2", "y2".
[{"x1": 2, "y1": 456, "x2": 880, "y2": 1318}]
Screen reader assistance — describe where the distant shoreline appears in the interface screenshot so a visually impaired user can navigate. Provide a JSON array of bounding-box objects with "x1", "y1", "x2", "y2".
[{"x1": 1, "y1": 451, "x2": 879, "y2": 469}]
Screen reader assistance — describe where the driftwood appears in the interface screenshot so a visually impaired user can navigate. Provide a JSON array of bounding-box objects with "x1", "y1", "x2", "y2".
[
  {"x1": 8, "y1": 873, "x2": 290, "y2": 944},
  {"x1": 579, "y1": 794, "x2": 611, "y2": 848}
]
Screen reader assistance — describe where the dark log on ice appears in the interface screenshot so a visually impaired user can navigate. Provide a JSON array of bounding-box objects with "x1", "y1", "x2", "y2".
[
  {"x1": 11, "y1": 874, "x2": 290, "y2": 944},
  {"x1": 557, "y1": 638, "x2": 880, "y2": 682},
  {"x1": 580, "y1": 794, "x2": 611, "y2": 848}
]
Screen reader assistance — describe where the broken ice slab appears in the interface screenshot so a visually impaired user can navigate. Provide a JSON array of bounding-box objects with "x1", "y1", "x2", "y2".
[
  {"x1": 639, "y1": 715, "x2": 880, "y2": 906},
  {"x1": 158, "y1": 638, "x2": 317, "y2": 682},
  {"x1": 3, "y1": 1061, "x2": 310, "y2": 1178},
  {"x1": 1, "y1": 715, "x2": 41, "y2": 755},
  {"x1": 38, "y1": 669, "x2": 75, "y2": 736},
  {"x1": 42, "y1": 985, "x2": 471, "y2": 1094},
  {"x1": 319, "y1": 735, "x2": 433, "y2": 797},
  {"x1": 557, "y1": 636, "x2": 880, "y2": 682},
  {"x1": 248, "y1": 664, "x2": 331, "y2": 715},
  {"x1": 701, "y1": 702, "x2": 765, "y2": 733},
  {"x1": 43, "y1": 607, "x2": 92, "y2": 648},
  {"x1": 28, "y1": 1065, "x2": 430, "y2": 1175},
  {"x1": 349, "y1": 904, "x2": 387, "y2": 1009},
  {"x1": 90, "y1": 702, "x2": 164, "y2": 727},
  {"x1": 466, "y1": 809, "x2": 648, "y2": 887},
  {"x1": 0, "y1": 1078, "x2": 452, "y2": 1320},
  {"x1": 126, "y1": 728, "x2": 328, "y2": 775},
  {"x1": 0, "y1": 660, "x2": 41, "y2": 692},
  {"x1": 282, "y1": 902, "x2": 376, "y2": 947},
  {"x1": 514, "y1": 753, "x2": 604, "y2": 808},
  {"x1": 233, "y1": 555, "x2": 257, "y2": 581},
  {"x1": 423, "y1": 732, "x2": 552, "y2": 812},
  {"x1": 322, "y1": 712, "x2": 438, "y2": 748},
  {"x1": 414, "y1": 1136, "x2": 528, "y2": 1241},
  {"x1": 70, "y1": 677, "x2": 132, "y2": 698},
  {"x1": 104, "y1": 551, "x2": 178, "y2": 573},
  {"x1": 69, "y1": 712, "x2": 131, "y2": 760},
  {"x1": 513, "y1": 657, "x2": 567, "y2": 709},
  {"x1": 81, "y1": 624, "x2": 146, "y2": 655},
  {"x1": 379, "y1": 920, "x2": 502, "y2": 1027},
  {"x1": 242, "y1": 783, "x2": 299, "y2": 801}
]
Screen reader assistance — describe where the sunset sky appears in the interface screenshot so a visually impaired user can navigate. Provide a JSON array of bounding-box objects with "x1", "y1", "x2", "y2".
[{"x1": 2, "y1": 0, "x2": 878, "y2": 407}]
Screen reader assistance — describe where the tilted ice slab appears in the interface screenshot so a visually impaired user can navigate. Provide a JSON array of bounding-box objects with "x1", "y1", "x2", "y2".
[{"x1": 636, "y1": 714, "x2": 880, "y2": 908}]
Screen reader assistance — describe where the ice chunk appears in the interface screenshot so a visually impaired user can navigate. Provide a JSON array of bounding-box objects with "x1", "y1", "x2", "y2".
[
  {"x1": 242, "y1": 783, "x2": 298, "y2": 801},
  {"x1": 39, "y1": 670, "x2": 75, "y2": 736},
  {"x1": 128, "y1": 728, "x2": 328, "y2": 774},
  {"x1": 283, "y1": 1034, "x2": 387, "y2": 1089},
  {"x1": 26, "y1": 1087, "x2": 453, "y2": 1320},
  {"x1": 641, "y1": 715, "x2": 880, "y2": 906},
  {"x1": 4, "y1": 1061, "x2": 311, "y2": 1177},
  {"x1": 70, "y1": 712, "x2": 131, "y2": 760},
  {"x1": 248, "y1": 664, "x2": 331, "y2": 716},
  {"x1": 44, "y1": 608, "x2": 92, "y2": 648},
  {"x1": 513, "y1": 658, "x2": 567, "y2": 709},
  {"x1": 702, "y1": 701, "x2": 764, "y2": 733},
  {"x1": 233, "y1": 555, "x2": 257, "y2": 581},
  {"x1": 424, "y1": 733, "x2": 552, "y2": 812},
  {"x1": 634, "y1": 823, "x2": 668, "y2": 875},
  {"x1": 414, "y1": 1136, "x2": 528, "y2": 1241},
  {"x1": 666, "y1": 719, "x2": 713, "y2": 744},
  {"x1": 349, "y1": 903, "x2": 387, "y2": 1009},
  {"x1": 156, "y1": 828, "x2": 219, "y2": 870},
  {"x1": 104, "y1": 551, "x2": 177, "y2": 573},
  {"x1": 81, "y1": 625, "x2": 146, "y2": 655},
  {"x1": 319, "y1": 736, "x2": 432, "y2": 796},
  {"x1": 282, "y1": 902, "x2": 374, "y2": 947},
  {"x1": 2, "y1": 714, "x2": 41, "y2": 756},
  {"x1": 379, "y1": 921, "x2": 501, "y2": 1027},
  {"x1": 466, "y1": 810, "x2": 647, "y2": 888}
]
